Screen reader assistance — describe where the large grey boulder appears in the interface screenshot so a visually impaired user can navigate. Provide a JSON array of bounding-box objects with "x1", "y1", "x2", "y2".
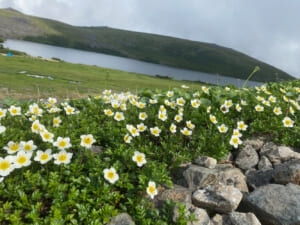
[
  {"x1": 273, "y1": 159, "x2": 300, "y2": 185},
  {"x1": 243, "y1": 183, "x2": 300, "y2": 225},
  {"x1": 188, "y1": 207, "x2": 210, "y2": 225},
  {"x1": 107, "y1": 213, "x2": 135, "y2": 225},
  {"x1": 218, "y1": 167, "x2": 249, "y2": 193},
  {"x1": 243, "y1": 139, "x2": 264, "y2": 151},
  {"x1": 192, "y1": 184, "x2": 243, "y2": 214},
  {"x1": 183, "y1": 165, "x2": 219, "y2": 190},
  {"x1": 246, "y1": 169, "x2": 274, "y2": 190},
  {"x1": 260, "y1": 143, "x2": 299, "y2": 163},
  {"x1": 235, "y1": 145, "x2": 259, "y2": 170},
  {"x1": 223, "y1": 212, "x2": 262, "y2": 225}
]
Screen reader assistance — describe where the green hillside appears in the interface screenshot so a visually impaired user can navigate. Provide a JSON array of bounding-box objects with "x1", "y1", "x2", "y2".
[{"x1": 0, "y1": 8, "x2": 295, "y2": 82}]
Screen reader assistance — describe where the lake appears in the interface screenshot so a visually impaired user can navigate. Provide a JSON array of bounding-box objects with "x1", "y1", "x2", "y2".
[{"x1": 3, "y1": 39, "x2": 262, "y2": 87}]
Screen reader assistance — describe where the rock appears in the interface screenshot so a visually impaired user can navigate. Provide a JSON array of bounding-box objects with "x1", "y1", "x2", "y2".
[
  {"x1": 188, "y1": 207, "x2": 210, "y2": 225},
  {"x1": 155, "y1": 184, "x2": 192, "y2": 209},
  {"x1": 183, "y1": 165, "x2": 219, "y2": 191},
  {"x1": 211, "y1": 214, "x2": 223, "y2": 225},
  {"x1": 235, "y1": 145, "x2": 259, "y2": 170},
  {"x1": 107, "y1": 213, "x2": 135, "y2": 225},
  {"x1": 273, "y1": 159, "x2": 300, "y2": 185},
  {"x1": 224, "y1": 212, "x2": 262, "y2": 225},
  {"x1": 258, "y1": 156, "x2": 273, "y2": 170},
  {"x1": 192, "y1": 184, "x2": 243, "y2": 214},
  {"x1": 172, "y1": 163, "x2": 191, "y2": 187},
  {"x1": 243, "y1": 183, "x2": 300, "y2": 225},
  {"x1": 260, "y1": 143, "x2": 299, "y2": 163},
  {"x1": 246, "y1": 169, "x2": 274, "y2": 190},
  {"x1": 89, "y1": 145, "x2": 104, "y2": 155},
  {"x1": 218, "y1": 168, "x2": 249, "y2": 193},
  {"x1": 215, "y1": 164, "x2": 233, "y2": 170},
  {"x1": 243, "y1": 139, "x2": 264, "y2": 151},
  {"x1": 172, "y1": 203, "x2": 190, "y2": 223},
  {"x1": 194, "y1": 156, "x2": 217, "y2": 169}
]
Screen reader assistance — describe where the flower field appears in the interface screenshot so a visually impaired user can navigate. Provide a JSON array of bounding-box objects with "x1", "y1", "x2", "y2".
[{"x1": 0, "y1": 80, "x2": 299, "y2": 224}]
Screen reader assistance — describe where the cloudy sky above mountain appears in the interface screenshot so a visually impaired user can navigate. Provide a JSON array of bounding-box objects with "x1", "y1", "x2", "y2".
[{"x1": 1, "y1": 0, "x2": 299, "y2": 78}]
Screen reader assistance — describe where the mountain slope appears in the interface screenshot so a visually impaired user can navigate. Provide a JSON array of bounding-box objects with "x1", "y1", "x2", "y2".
[{"x1": 0, "y1": 8, "x2": 295, "y2": 82}]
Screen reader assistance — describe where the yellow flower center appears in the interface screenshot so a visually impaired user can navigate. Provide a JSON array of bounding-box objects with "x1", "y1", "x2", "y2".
[
  {"x1": 33, "y1": 107, "x2": 39, "y2": 114},
  {"x1": 107, "y1": 171, "x2": 115, "y2": 179},
  {"x1": 24, "y1": 144, "x2": 31, "y2": 151},
  {"x1": 17, "y1": 156, "x2": 27, "y2": 164},
  {"x1": 210, "y1": 118, "x2": 215, "y2": 122},
  {"x1": 221, "y1": 127, "x2": 225, "y2": 132},
  {"x1": 233, "y1": 138, "x2": 238, "y2": 144},
  {"x1": 0, "y1": 111, "x2": 3, "y2": 116},
  {"x1": 44, "y1": 133, "x2": 51, "y2": 140},
  {"x1": 54, "y1": 119, "x2": 59, "y2": 124},
  {"x1": 40, "y1": 154, "x2": 49, "y2": 161},
  {"x1": 153, "y1": 130, "x2": 159, "y2": 135},
  {"x1": 11, "y1": 109, "x2": 18, "y2": 114},
  {"x1": 0, "y1": 161, "x2": 10, "y2": 171},
  {"x1": 148, "y1": 186, "x2": 156, "y2": 194},
  {"x1": 67, "y1": 108, "x2": 73, "y2": 113},
  {"x1": 58, "y1": 154, "x2": 67, "y2": 162},
  {"x1": 33, "y1": 124, "x2": 39, "y2": 130},
  {"x1": 10, "y1": 143, "x2": 19, "y2": 151},
  {"x1": 116, "y1": 114, "x2": 122, "y2": 119},
  {"x1": 139, "y1": 126, "x2": 144, "y2": 131},
  {"x1": 285, "y1": 120, "x2": 291, "y2": 125},
  {"x1": 184, "y1": 130, "x2": 189, "y2": 135},
  {"x1": 59, "y1": 141, "x2": 67, "y2": 148},
  {"x1": 136, "y1": 155, "x2": 143, "y2": 163},
  {"x1": 84, "y1": 137, "x2": 92, "y2": 145}
]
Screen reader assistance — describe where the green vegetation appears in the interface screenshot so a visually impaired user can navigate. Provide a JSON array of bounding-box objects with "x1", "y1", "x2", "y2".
[
  {"x1": 0, "y1": 79, "x2": 299, "y2": 224},
  {"x1": 0, "y1": 8, "x2": 295, "y2": 82},
  {"x1": 0, "y1": 55, "x2": 206, "y2": 100}
]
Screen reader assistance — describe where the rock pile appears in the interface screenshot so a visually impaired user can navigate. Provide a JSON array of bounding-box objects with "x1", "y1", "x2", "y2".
[{"x1": 109, "y1": 138, "x2": 300, "y2": 225}]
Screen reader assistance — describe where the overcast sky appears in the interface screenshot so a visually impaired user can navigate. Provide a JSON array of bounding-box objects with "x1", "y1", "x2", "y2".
[{"x1": 1, "y1": 0, "x2": 299, "y2": 78}]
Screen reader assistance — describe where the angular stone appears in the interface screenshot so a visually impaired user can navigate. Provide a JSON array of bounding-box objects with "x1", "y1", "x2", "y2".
[
  {"x1": 260, "y1": 143, "x2": 298, "y2": 163},
  {"x1": 183, "y1": 165, "x2": 218, "y2": 191},
  {"x1": 246, "y1": 169, "x2": 274, "y2": 190},
  {"x1": 257, "y1": 156, "x2": 272, "y2": 170},
  {"x1": 187, "y1": 207, "x2": 210, "y2": 225},
  {"x1": 218, "y1": 168, "x2": 249, "y2": 193},
  {"x1": 243, "y1": 139, "x2": 264, "y2": 151},
  {"x1": 235, "y1": 145, "x2": 259, "y2": 170},
  {"x1": 192, "y1": 184, "x2": 243, "y2": 214},
  {"x1": 243, "y1": 183, "x2": 300, "y2": 225},
  {"x1": 210, "y1": 214, "x2": 223, "y2": 225},
  {"x1": 156, "y1": 184, "x2": 192, "y2": 209},
  {"x1": 273, "y1": 159, "x2": 300, "y2": 185},
  {"x1": 224, "y1": 212, "x2": 261, "y2": 225},
  {"x1": 194, "y1": 156, "x2": 217, "y2": 169},
  {"x1": 108, "y1": 213, "x2": 135, "y2": 225}
]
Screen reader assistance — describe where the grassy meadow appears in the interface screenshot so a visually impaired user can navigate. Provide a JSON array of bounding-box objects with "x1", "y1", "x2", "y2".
[{"x1": 0, "y1": 55, "x2": 205, "y2": 100}]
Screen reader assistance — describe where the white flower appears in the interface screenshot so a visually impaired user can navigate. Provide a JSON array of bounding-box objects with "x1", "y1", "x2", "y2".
[
  {"x1": 282, "y1": 117, "x2": 294, "y2": 128},
  {"x1": 137, "y1": 123, "x2": 147, "y2": 132},
  {"x1": 224, "y1": 100, "x2": 233, "y2": 108},
  {"x1": 237, "y1": 121, "x2": 248, "y2": 131},
  {"x1": 4, "y1": 141, "x2": 22, "y2": 154},
  {"x1": 8, "y1": 106, "x2": 21, "y2": 116},
  {"x1": 0, "y1": 156, "x2": 15, "y2": 176},
  {"x1": 137, "y1": 102, "x2": 146, "y2": 109},
  {"x1": 149, "y1": 99, "x2": 158, "y2": 104},
  {"x1": 255, "y1": 105, "x2": 264, "y2": 112},
  {"x1": 220, "y1": 105, "x2": 229, "y2": 114},
  {"x1": 34, "y1": 149, "x2": 52, "y2": 164},
  {"x1": 180, "y1": 127, "x2": 192, "y2": 136},
  {"x1": 120, "y1": 103, "x2": 127, "y2": 111},
  {"x1": 235, "y1": 104, "x2": 242, "y2": 112},
  {"x1": 158, "y1": 111, "x2": 167, "y2": 121},
  {"x1": 202, "y1": 86, "x2": 209, "y2": 94},
  {"x1": 139, "y1": 112, "x2": 148, "y2": 121},
  {"x1": 53, "y1": 150, "x2": 73, "y2": 165},
  {"x1": 0, "y1": 108, "x2": 7, "y2": 119},
  {"x1": 191, "y1": 99, "x2": 200, "y2": 108},
  {"x1": 80, "y1": 134, "x2": 96, "y2": 149},
  {"x1": 268, "y1": 96, "x2": 276, "y2": 103},
  {"x1": 126, "y1": 125, "x2": 140, "y2": 137},
  {"x1": 103, "y1": 89, "x2": 111, "y2": 95},
  {"x1": 54, "y1": 137, "x2": 72, "y2": 150},
  {"x1": 64, "y1": 105, "x2": 76, "y2": 115},
  {"x1": 225, "y1": 87, "x2": 230, "y2": 91},
  {"x1": 20, "y1": 140, "x2": 37, "y2": 152},
  {"x1": 103, "y1": 167, "x2": 119, "y2": 184},
  {"x1": 176, "y1": 97, "x2": 185, "y2": 106},
  {"x1": 53, "y1": 117, "x2": 62, "y2": 127},
  {"x1": 48, "y1": 97, "x2": 57, "y2": 104},
  {"x1": 273, "y1": 107, "x2": 282, "y2": 115},
  {"x1": 209, "y1": 115, "x2": 217, "y2": 124},
  {"x1": 0, "y1": 125, "x2": 6, "y2": 134},
  {"x1": 111, "y1": 100, "x2": 120, "y2": 109},
  {"x1": 218, "y1": 124, "x2": 228, "y2": 133},
  {"x1": 150, "y1": 127, "x2": 161, "y2": 137},
  {"x1": 29, "y1": 103, "x2": 43, "y2": 116},
  {"x1": 124, "y1": 134, "x2": 132, "y2": 143},
  {"x1": 241, "y1": 100, "x2": 247, "y2": 106},
  {"x1": 0, "y1": 177, "x2": 3, "y2": 183},
  {"x1": 31, "y1": 120, "x2": 41, "y2": 133},
  {"x1": 174, "y1": 114, "x2": 183, "y2": 123},
  {"x1": 186, "y1": 121, "x2": 195, "y2": 129},
  {"x1": 289, "y1": 107, "x2": 295, "y2": 115},
  {"x1": 166, "y1": 91, "x2": 174, "y2": 97},
  {"x1": 207, "y1": 106, "x2": 211, "y2": 113},
  {"x1": 14, "y1": 150, "x2": 32, "y2": 168},
  {"x1": 230, "y1": 135, "x2": 242, "y2": 149},
  {"x1": 170, "y1": 123, "x2": 177, "y2": 133},
  {"x1": 181, "y1": 85, "x2": 189, "y2": 89},
  {"x1": 233, "y1": 129, "x2": 242, "y2": 137},
  {"x1": 132, "y1": 151, "x2": 147, "y2": 167},
  {"x1": 114, "y1": 112, "x2": 125, "y2": 121},
  {"x1": 147, "y1": 181, "x2": 158, "y2": 199}
]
